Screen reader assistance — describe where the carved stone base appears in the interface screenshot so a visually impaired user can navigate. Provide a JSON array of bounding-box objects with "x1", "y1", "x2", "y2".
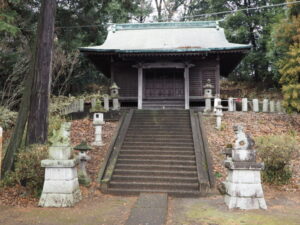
[
  {"x1": 223, "y1": 170, "x2": 267, "y2": 210},
  {"x1": 39, "y1": 159, "x2": 81, "y2": 207}
]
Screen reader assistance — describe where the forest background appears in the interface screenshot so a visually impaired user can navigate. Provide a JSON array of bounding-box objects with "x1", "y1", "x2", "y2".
[{"x1": 0, "y1": 0, "x2": 299, "y2": 111}]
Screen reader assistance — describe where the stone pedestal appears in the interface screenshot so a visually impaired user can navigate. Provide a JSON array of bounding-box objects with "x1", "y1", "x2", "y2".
[
  {"x1": 224, "y1": 162, "x2": 267, "y2": 210},
  {"x1": 39, "y1": 159, "x2": 81, "y2": 207},
  {"x1": 223, "y1": 125, "x2": 267, "y2": 210},
  {"x1": 92, "y1": 113, "x2": 105, "y2": 146}
]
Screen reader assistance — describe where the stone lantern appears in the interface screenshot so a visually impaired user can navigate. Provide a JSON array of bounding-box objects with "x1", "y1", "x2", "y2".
[
  {"x1": 215, "y1": 102, "x2": 224, "y2": 130},
  {"x1": 110, "y1": 82, "x2": 120, "y2": 110},
  {"x1": 92, "y1": 112, "x2": 105, "y2": 146},
  {"x1": 74, "y1": 141, "x2": 92, "y2": 186},
  {"x1": 203, "y1": 79, "x2": 214, "y2": 113}
]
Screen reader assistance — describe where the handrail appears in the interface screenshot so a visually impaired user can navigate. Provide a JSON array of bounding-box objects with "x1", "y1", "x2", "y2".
[{"x1": 97, "y1": 111, "x2": 126, "y2": 183}]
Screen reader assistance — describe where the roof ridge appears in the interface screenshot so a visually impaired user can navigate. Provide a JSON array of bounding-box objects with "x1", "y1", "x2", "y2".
[{"x1": 112, "y1": 21, "x2": 217, "y2": 31}]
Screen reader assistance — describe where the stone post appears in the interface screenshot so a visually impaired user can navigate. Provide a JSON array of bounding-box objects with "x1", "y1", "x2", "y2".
[
  {"x1": 214, "y1": 97, "x2": 221, "y2": 113},
  {"x1": 103, "y1": 95, "x2": 109, "y2": 111},
  {"x1": 0, "y1": 126, "x2": 2, "y2": 179},
  {"x1": 215, "y1": 102, "x2": 224, "y2": 130},
  {"x1": 252, "y1": 99, "x2": 259, "y2": 112},
  {"x1": 269, "y1": 100, "x2": 275, "y2": 113},
  {"x1": 203, "y1": 79, "x2": 214, "y2": 113},
  {"x1": 91, "y1": 98, "x2": 96, "y2": 110},
  {"x1": 228, "y1": 98, "x2": 235, "y2": 112},
  {"x1": 242, "y1": 98, "x2": 248, "y2": 112},
  {"x1": 223, "y1": 126, "x2": 267, "y2": 210},
  {"x1": 39, "y1": 123, "x2": 81, "y2": 207},
  {"x1": 92, "y1": 113, "x2": 105, "y2": 146},
  {"x1": 262, "y1": 99, "x2": 269, "y2": 112},
  {"x1": 276, "y1": 101, "x2": 282, "y2": 113},
  {"x1": 79, "y1": 98, "x2": 84, "y2": 112}
]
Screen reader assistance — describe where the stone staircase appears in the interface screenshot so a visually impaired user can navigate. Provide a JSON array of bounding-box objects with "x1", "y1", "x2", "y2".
[
  {"x1": 142, "y1": 100, "x2": 185, "y2": 109},
  {"x1": 100, "y1": 109, "x2": 213, "y2": 196}
]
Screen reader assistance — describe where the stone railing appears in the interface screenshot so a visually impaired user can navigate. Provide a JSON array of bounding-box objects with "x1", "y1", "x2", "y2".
[{"x1": 215, "y1": 97, "x2": 284, "y2": 113}]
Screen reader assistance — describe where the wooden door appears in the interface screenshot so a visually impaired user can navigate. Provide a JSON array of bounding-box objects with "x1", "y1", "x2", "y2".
[{"x1": 144, "y1": 68, "x2": 184, "y2": 99}]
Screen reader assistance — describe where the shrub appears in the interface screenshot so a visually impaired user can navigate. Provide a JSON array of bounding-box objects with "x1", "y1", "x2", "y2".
[
  {"x1": 0, "y1": 106, "x2": 17, "y2": 129},
  {"x1": 0, "y1": 145, "x2": 48, "y2": 196},
  {"x1": 255, "y1": 135, "x2": 299, "y2": 185}
]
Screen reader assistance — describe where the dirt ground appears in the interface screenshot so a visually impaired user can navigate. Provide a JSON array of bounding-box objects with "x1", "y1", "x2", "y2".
[{"x1": 167, "y1": 191, "x2": 300, "y2": 225}]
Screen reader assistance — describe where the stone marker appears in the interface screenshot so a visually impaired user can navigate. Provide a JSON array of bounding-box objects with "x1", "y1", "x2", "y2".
[
  {"x1": 0, "y1": 126, "x2": 2, "y2": 179},
  {"x1": 228, "y1": 97, "x2": 235, "y2": 112},
  {"x1": 262, "y1": 99, "x2": 269, "y2": 112},
  {"x1": 203, "y1": 79, "x2": 214, "y2": 113},
  {"x1": 252, "y1": 99, "x2": 259, "y2": 112},
  {"x1": 74, "y1": 141, "x2": 92, "y2": 186},
  {"x1": 242, "y1": 98, "x2": 248, "y2": 112},
  {"x1": 276, "y1": 100, "x2": 282, "y2": 113},
  {"x1": 39, "y1": 122, "x2": 81, "y2": 207},
  {"x1": 269, "y1": 100, "x2": 275, "y2": 113},
  {"x1": 223, "y1": 125, "x2": 267, "y2": 210},
  {"x1": 92, "y1": 113, "x2": 105, "y2": 146}
]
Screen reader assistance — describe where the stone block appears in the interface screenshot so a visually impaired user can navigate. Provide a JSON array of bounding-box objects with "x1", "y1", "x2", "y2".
[
  {"x1": 41, "y1": 159, "x2": 78, "y2": 168},
  {"x1": 224, "y1": 182, "x2": 264, "y2": 197},
  {"x1": 49, "y1": 146, "x2": 72, "y2": 160},
  {"x1": 42, "y1": 178, "x2": 79, "y2": 194},
  {"x1": 224, "y1": 195, "x2": 267, "y2": 210},
  {"x1": 228, "y1": 98, "x2": 234, "y2": 112},
  {"x1": 269, "y1": 100, "x2": 275, "y2": 113},
  {"x1": 226, "y1": 170, "x2": 261, "y2": 184},
  {"x1": 39, "y1": 189, "x2": 81, "y2": 207},
  {"x1": 232, "y1": 149, "x2": 256, "y2": 162},
  {"x1": 45, "y1": 167, "x2": 77, "y2": 181},
  {"x1": 262, "y1": 99, "x2": 269, "y2": 112}
]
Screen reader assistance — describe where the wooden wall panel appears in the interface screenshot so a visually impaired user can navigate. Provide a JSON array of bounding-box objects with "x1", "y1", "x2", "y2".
[
  {"x1": 189, "y1": 59, "x2": 219, "y2": 96},
  {"x1": 113, "y1": 63, "x2": 138, "y2": 97}
]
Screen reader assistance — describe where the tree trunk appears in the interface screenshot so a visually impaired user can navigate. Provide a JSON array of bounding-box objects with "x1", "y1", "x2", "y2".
[
  {"x1": 1, "y1": 56, "x2": 35, "y2": 176},
  {"x1": 1, "y1": 0, "x2": 56, "y2": 176},
  {"x1": 27, "y1": 0, "x2": 56, "y2": 145}
]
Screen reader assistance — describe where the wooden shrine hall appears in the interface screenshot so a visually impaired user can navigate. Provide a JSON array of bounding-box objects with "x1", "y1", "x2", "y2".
[{"x1": 80, "y1": 21, "x2": 251, "y2": 109}]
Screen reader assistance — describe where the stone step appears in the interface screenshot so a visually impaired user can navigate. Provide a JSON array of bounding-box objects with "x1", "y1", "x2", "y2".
[
  {"x1": 106, "y1": 188, "x2": 200, "y2": 197},
  {"x1": 122, "y1": 141, "x2": 194, "y2": 147},
  {"x1": 120, "y1": 150, "x2": 195, "y2": 155},
  {"x1": 124, "y1": 137, "x2": 193, "y2": 143},
  {"x1": 125, "y1": 134, "x2": 193, "y2": 138},
  {"x1": 115, "y1": 163, "x2": 197, "y2": 171},
  {"x1": 117, "y1": 158, "x2": 196, "y2": 166},
  {"x1": 109, "y1": 181, "x2": 199, "y2": 191},
  {"x1": 129, "y1": 124, "x2": 191, "y2": 128},
  {"x1": 121, "y1": 146, "x2": 194, "y2": 151},
  {"x1": 118, "y1": 154, "x2": 195, "y2": 161},
  {"x1": 113, "y1": 169, "x2": 198, "y2": 177},
  {"x1": 111, "y1": 175, "x2": 199, "y2": 183}
]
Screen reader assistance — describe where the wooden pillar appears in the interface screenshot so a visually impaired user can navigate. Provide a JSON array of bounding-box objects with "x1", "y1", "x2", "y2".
[
  {"x1": 184, "y1": 66, "x2": 190, "y2": 110},
  {"x1": 138, "y1": 67, "x2": 143, "y2": 109}
]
